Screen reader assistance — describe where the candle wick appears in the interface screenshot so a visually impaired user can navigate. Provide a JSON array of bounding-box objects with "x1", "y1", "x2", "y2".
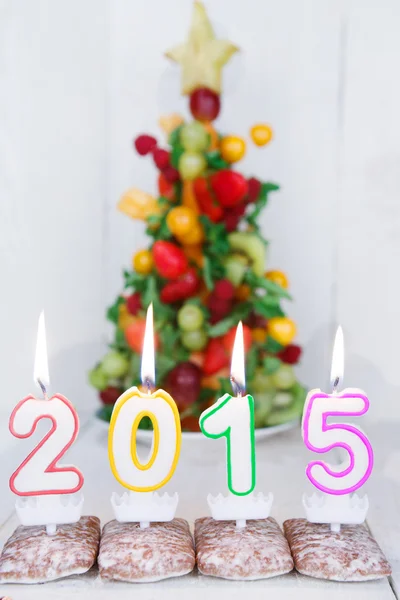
[
  {"x1": 332, "y1": 376, "x2": 340, "y2": 395},
  {"x1": 37, "y1": 378, "x2": 48, "y2": 400},
  {"x1": 143, "y1": 377, "x2": 154, "y2": 396},
  {"x1": 230, "y1": 376, "x2": 244, "y2": 398}
]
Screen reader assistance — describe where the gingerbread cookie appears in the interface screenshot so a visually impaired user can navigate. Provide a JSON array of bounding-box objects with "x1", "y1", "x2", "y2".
[
  {"x1": 98, "y1": 518, "x2": 195, "y2": 582},
  {"x1": 284, "y1": 518, "x2": 391, "y2": 582},
  {"x1": 0, "y1": 516, "x2": 100, "y2": 584},
  {"x1": 195, "y1": 517, "x2": 293, "y2": 580}
]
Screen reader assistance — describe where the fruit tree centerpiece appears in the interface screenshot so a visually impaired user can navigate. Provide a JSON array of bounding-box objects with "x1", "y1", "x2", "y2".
[{"x1": 89, "y1": 1, "x2": 307, "y2": 432}]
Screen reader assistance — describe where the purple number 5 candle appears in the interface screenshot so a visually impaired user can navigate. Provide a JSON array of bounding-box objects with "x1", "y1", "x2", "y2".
[{"x1": 301, "y1": 327, "x2": 373, "y2": 530}]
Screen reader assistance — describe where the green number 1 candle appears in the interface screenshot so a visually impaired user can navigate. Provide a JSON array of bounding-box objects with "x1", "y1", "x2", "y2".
[{"x1": 199, "y1": 322, "x2": 273, "y2": 526}]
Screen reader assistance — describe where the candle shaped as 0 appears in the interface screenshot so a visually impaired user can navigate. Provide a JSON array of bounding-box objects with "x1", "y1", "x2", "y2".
[
  {"x1": 200, "y1": 322, "x2": 256, "y2": 496},
  {"x1": 302, "y1": 327, "x2": 374, "y2": 496},
  {"x1": 108, "y1": 304, "x2": 181, "y2": 493}
]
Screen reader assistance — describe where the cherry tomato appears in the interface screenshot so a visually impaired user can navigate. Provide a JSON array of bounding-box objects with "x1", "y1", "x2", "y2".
[
  {"x1": 166, "y1": 206, "x2": 197, "y2": 237},
  {"x1": 265, "y1": 270, "x2": 289, "y2": 289},
  {"x1": 133, "y1": 249, "x2": 153, "y2": 274},
  {"x1": 267, "y1": 317, "x2": 296, "y2": 346},
  {"x1": 152, "y1": 241, "x2": 188, "y2": 279},
  {"x1": 222, "y1": 325, "x2": 252, "y2": 354},
  {"x1": 160, "y1": 268, "x2": 200, "y2": 303},
  {"x1": 250, "y1": 124, "x2": 273, "y2": 146},
  {"x1": 125, "y1": 319, "x2": 160, "y2": 353},
  {"x1": 178, "y1": 221, "x2": 204, "y2": 245},
  {"x1": 178, "y1": 304, "x2": 204, "y2": 331},
  {"x1": 220, "y1": 135, "x2": 246, "y2": 163},
  {"x1": 252, "y1": 327, "x2": 267, "y2": 343},
  {"x1": 193, "y1": 177, "x2": 224, "y2": 222}
]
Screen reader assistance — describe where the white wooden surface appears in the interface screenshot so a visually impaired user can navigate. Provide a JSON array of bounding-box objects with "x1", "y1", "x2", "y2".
[{"x1": 0, "y1": 419, "x2": 397, "y2": 599}]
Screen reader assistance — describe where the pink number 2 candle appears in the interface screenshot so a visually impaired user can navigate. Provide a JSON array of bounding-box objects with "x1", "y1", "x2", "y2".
[
  {"x1": 302, "y1": 327, "x2": 374, "y2": 530},
  {"x1": 9, "y1": 312, "x2": 84, "y2": 535}
]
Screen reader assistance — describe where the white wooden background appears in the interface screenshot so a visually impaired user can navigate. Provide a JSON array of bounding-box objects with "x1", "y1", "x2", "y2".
[{"x1": 1, "y1": 0, "x2": 400, "y2": 422}]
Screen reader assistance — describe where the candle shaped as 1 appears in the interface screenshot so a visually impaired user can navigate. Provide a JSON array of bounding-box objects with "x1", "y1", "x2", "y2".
[
  {"x1": 200, "y1": 322, "x2": 273, "y2": 525},
  {"x1": 9, "y1": 311, "x2": 84, "y2": 535},
  {"x1": 302, "y1": 327, "x2": 374, "y2": 531},
  {"x1": 108, "y1": 303, "x2": 181, "y2": 525}
]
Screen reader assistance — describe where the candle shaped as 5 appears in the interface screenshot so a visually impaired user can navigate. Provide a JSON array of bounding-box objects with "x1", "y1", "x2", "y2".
[
  {"x1": 9, "y1": 312, "x2": 84, "y2": 532},
  {"x1": 302, "y1": 327, "x2": 374, "y2": 496},
  {"x1": 200, "y1": 322, "x2": 256, "y2": 496},
  {"x1": 108, "y1": 304, "x2": 181, "y2": 495}
]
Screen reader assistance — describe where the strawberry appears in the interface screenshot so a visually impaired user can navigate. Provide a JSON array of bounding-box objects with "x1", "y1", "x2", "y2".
[
  {"x1": 278, "y1": 344, "x2": 302, "y2": 365},
  {"x1": 203, "y1": 338, "x2": 230, "y2": 376},
  {"x1": 153, "y1": 148, "x2": 170, "y2": 170},
  {"x1": 100, "y1": 386, "x2": 122, "y2": 405},
  {"x1": 193, "y1": 177, "x2": 224, "y2": 222},
  {"x1": 134, "y1": 134, "x2": 157, "y2": 156},
  {"x1": 222, "y1": 324, "x2": 252, "y2": 354},
  {"x1": 126, "y1": 292, "x2": 142, "y2": 315},
  {"x1": 162, "y1": 165, "x2": 180, "y2": 183},
  {"x1": 214, "y1": 279, "x2": 235, "y2": 301},
  {"x1": 211, "y1": 170, "x2": 248, "y2": 207},
  {"x1": 247, "y1": 176, "x2": 262, "y2": 203},
  {"x1": 223, "y1": 202, "x2": 246, "y2": 232},
  {"x1": 160, "y1": 268, "x2": 199, "y2": 303},
  {"x1": 125, "y1": 319, "x2": 160, "y2": 353},
  {"x1": 153, "y1": 241, "x2": 188, "y2": 279}
]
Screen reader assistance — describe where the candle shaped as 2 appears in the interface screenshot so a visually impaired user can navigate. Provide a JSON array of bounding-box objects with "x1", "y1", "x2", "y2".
[
  {"x1": 108, "y1": 303, "x2": 181, "y2": 524},
  {"x1": 9, "y1": 312, "x2": 84, "y2": 535},
  {"x1": 302, "y1": 327, "x2": 374, "y2": 529}
]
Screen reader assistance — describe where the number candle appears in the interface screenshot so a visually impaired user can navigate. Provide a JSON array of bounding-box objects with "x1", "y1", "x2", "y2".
[
  {"x1": 302, "y1": 326, "x2": 373, "y2": 532},
  {"x1": 9, "y1": 311, "x2": 84, "y2": 535},
  {"x1": 200, "y1": 322, "x2": 273, "y2": 527},
  {"x1": 108, "y1": 303, "x2": 181, "y2": 527}
]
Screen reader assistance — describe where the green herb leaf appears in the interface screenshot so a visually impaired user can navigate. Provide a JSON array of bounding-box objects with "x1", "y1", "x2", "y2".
[
  {"x1": 106, "y1": 296, "x2": 125, "y2": 324},
  {"x1": 205, "y1": 150, "x2": 230, "y2": 170},
  {"x1": 246, "y1": 346, "x2": 259, "y2": 380},
  {"x1": 171, "y1": 143, "x2": 184, "y2": 169},
  {"x1": 168, "y1": 125, "x2": 183, "y2": 147},
  {"x1": 246, "y1": 272, "x2": 292, "y2": 300},
  {"x1": 208, "y1": 302, "x2": 252, "y2": 337},
  {"x1": 246, "y1": 182, "x2": 280, "y2": 229},
  {"x1": 253, "y1": 299, "x2": 284, "y2": 319},
  {"x1": 264, "y1": 337, "x2": 285, "y2": 354},
  {"x1": 203, "y1": 256, "x2": 214, "y2": 290}
]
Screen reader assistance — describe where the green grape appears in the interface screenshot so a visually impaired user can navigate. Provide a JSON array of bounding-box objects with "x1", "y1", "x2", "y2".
[
  {"x1": 251, "y1": 368, "x2": 273, "y2": 393},
  {"x1": 178, "y1": 304, "x2": 204, "y2": 332},
  {"x1": 223, "y1": 254, "x2": 248, "y2": 286},
  {"x1": 178, "y1": 151, "x2": 207, "y2": 180},
  {"x1": 270, "y1": 364, "x2": 296, "y2": 390},
  {"x1": 180, "y1": 121, "x2": 209, "y2": 152},
  {"x1": 101, "y1": 351, "x2": 130, "y2": 378},
  {"x1": 253, "y1": 392, "x2": 274, "y2": 427},
  {"x1": 266, "y1": 402, "x2": 301, "y2": 426},
  {"x1": 88, "y1": 366, "x2": 108, "y2": 391},
  {"x1": 181, "y1": 329, "x2": 208, "y2": 351}
]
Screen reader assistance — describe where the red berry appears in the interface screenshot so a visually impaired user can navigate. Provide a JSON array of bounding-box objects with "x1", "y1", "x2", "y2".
[
  {"x1": 160, "y1": 268, "x2": 199, "y2": 303},
  {"x1": 278, "y1": 344, "x2": 302, "y2": 365},
  {"x1": 247, "y1": 177, "x2": 262, "y2": 203},
  {"x1": 162, "y1": 165, "x2": 180, "y2": 183},
  {"x1": 203, "y1": 338, "x2": 229, "y2": 375},
  {"x1": 165, "y1": 362, "x2": 202, "y2": 409},
  {"x1": 189, "y1": 87, "x2": 221, "y2": 122},
  {"x1": 100, "y1": 386, "x2": 122, "y2": 405},
  {"x1": 126, "y1": 292, "x2": 142, "y2": 315},
  {"x1": 134, "y1": 134, "x2": 157, "y2": 156},
  {"x1": 246, "y1": 312, "x2": 267, "y2": 328},
  {"x1": 211, "y1": 170, "x2": 249, "y2": 207},
  {"x1": 223, "y1": 203, "x2": 246, "y2": 232},
  {"x1": 153, "y1": 148, "x2": 170, "y2": 170},
  {"x1": 222, "y1": 325, "x2": 252, "y2": 354},
  {"x1": 153, "y1": 241, "x2": 188, "y2": 279},
  {"x1": 214, "y1": 279, "x2": 235, "y2": 301},
  {"x1": 208, "y1": 295, "x2": 232, "y2": 322}
]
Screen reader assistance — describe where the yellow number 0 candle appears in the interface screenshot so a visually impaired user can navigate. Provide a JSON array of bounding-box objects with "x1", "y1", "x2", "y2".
[{"x1": 108, "y1": 304, "x2": 181, "y2": 524}]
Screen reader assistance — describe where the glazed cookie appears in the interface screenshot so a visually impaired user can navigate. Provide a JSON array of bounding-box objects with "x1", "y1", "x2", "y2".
[
  {"x1": 98, "y1": 518, "x2": 195, "y2": 582},
  {"x1": 195, "y1": 517, "x2": 293, "y2": 580},
  {"x1": 284, "y1": 518, "x2": 391, "y2": 582},
  {"x1": 0, "y1": 516, "x2": 100, "y2": 584}
]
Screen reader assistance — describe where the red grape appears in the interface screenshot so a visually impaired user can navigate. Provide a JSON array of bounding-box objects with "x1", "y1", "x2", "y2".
[{"x1": 189, "y1": 88, "x2": 221, "y2": 122}]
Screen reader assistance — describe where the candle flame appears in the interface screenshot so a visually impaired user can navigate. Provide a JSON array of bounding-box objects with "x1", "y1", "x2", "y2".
[
  {"x1": 141, "y1": 303, "x2": 155, "y2": 390},
  {"x1": 230, "y1": 321, "x2": 246, "y2": 396},
  {"x1": 330, "y1": 325, "x2": 344, "y2": 391},
  {"x1": 33, "y1": 310, "x2": 50, "y2": 392}
]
